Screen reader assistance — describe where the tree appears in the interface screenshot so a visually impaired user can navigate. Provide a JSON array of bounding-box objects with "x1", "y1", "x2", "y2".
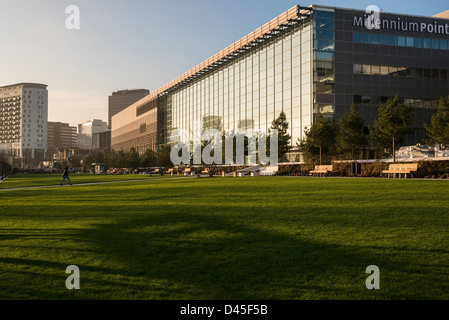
[
  {"x1": 270, "y1": 111, "x2": 291, "y2": 162},
  {"x1": 370, "y1": 95, "x2": 414, "y2": 163},
  {"x1": 297, "y1": 114, "x2": 339, "y2": 165},
  {"x1": 369, "y1": 124, "x2": 391, "y2": 159},
  {"x1": 81, "y1": 154, "x2": 93, "y2": 172},
  {"x1": 127, "y1": 147, "x2": 140, "y2": 170},
  {"x1": 70, "y1": 154, "x2": 82, "y2": 168},
  {"x1": 140, "y1": 149, "x2": 156, "y2": 168},
  {"x1": 106, "y1": 150, "x2": 118, "y2": 168},
  {"x1": 156, "y1": 145, "x2": 173, "y2": 174},
  {"x1": 338, "y1": 103, "x2": 368, "y2": 160},
  {"x1": 116, "y1": 149, "x2": 127, "y2": 168},
  {"x1": 424, "y1": 97, "x2": 449, "y2": 149}
]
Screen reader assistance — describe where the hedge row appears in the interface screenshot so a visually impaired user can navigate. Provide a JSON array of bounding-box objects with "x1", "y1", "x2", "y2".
[{"x1": 276, "y1": 160, "x2": 449, "y2": 179}]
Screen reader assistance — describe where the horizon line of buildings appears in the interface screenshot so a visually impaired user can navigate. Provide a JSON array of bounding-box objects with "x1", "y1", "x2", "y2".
[
  {"x1": 0, "y1": 84, "x2": 150, "y2": 168},
  {"x1": 2, "y1": 4, "x2": 449, "y2": 168}
]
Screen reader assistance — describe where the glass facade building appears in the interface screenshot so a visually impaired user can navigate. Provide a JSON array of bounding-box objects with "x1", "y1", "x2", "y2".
[
  {"x1": 168, "y1": 12, "x2": 314, "y2": 146},
  {"x1": 112, "y1": 5, "x2": 449, "y2": 157}
]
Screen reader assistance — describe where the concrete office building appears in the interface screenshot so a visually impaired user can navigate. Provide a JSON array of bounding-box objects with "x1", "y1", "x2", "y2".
[
  {"x1": 77, "y1": 119, "x2": 108, "y2": 150},
  {"x1": 108, "y1": 89, "x2": 150, "y2": 129},
  {"x1": 0, "y1": 83, "x2": 48, "y2": 167},
  {"x1": 112, "y1": 5, "x2": 449, "y2": 159},
  {"x1": 47, "y1": 121, "x2": 77, "y2": 157}
]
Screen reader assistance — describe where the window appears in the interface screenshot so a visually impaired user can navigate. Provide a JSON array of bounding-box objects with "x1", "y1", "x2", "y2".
[
  {"x1": 441, "y1": 40, "x2": 448, "y2": 50},
  {"x1": 406, "y1": 68, "x2": 415, "y2": 78},
  {"x1": 380, "y1": 96, "x2": 389, "y2": 104},
  {"x1": 432, "y1": 39, "x2": 440, "y2": 49},
  {"x1": 353, "y1": 64, "x2": 362, "y2": 74},
  {"x1": 353, "y1": 32, "x2": 362, "y2": 43},
  {"x1": 362, "y1": 65, "x2": 371, "y2": 75},
  {"x1": 362, "y1": 96, "x2": 371, "y2": 104},
  {"x1": 389, "y1": 66, "x2": 398, "y2": 76},
  {"x1": 362, "y1": 33, "x2": 370, "y2": 44},
  {"x1": 315, "y1": 10, "x2": 334, "y2": 19},
  {"x1": 381, "y1": 34, "x2": 389, "y2": 45},
  {"x1": 441, "y1": 70, "x2": 448, "y2": 79},
  {"x1": 423, "y1": 68, "x2": 431, "y2": 78},
  {"x1": 389, "y1": 35, "x2": 397, "y2": 46},
  {"x1": 371, "y1": 34, "x2": 380, "y2": 44},
  {"x1": 397, "y1": 67, "x2": 407, "y2": 77},
  {"x1": 398, "y1": 36, "x2": 406, "y2": 46},
  {"x1": 316, "y1": 19, "x2": 334, "y2": 29},
  {"x1": 371, "y1": 65, "x2": 380, "y2": 75},
  {"x1": 415, "y1": 68, "x2": 423, "y2": 78},
  {"x1": 423, "y1": 38, "x2": 431, "y2": 48},
  {"x1": 315, "y1": 51, "x2": 334, "y2": 61},
  {"x1": 316, "y1": 29, "x2": 334, "y2": 40},
  {"x1": 432, "y1": 69, "x2": 440, "y2": 79},
  {"x1": 415, "y1": 38, "x2": 423, "y2": 48},
  {"x1": 406, "y1": 37, "x2": 414, "y2": 47},
  {"x1": 380, "y1": 66, "x2": 389, "y2": 75},
  {"x1": 316, "y1": 40, "x2": 334, "y2": 51}
]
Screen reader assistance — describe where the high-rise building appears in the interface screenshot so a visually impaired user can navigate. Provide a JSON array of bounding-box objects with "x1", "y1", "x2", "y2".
[
  {"x1": 93, "y1": 130, "x2": 111, "y2": 152},
  {"x1": 108, "y1": 89, "x2": 150, "y2": 129},
  {"x1": 112, "y1": 5, "x2": 449, "y2": 160},
  {"x1": 77, "y1": 119, "x2": 108, "y2": 150},
  {"x1": 47, "y1": 121, "x2": 77, "y2": 157},
  {"x1": 0, "y1": 83, "x2": 48, "y2": 167}
]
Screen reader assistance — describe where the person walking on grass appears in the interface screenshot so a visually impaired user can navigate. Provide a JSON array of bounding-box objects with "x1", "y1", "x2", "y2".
[{"x1": 60, "y1": 166, "x2": 72, "y2": 186}]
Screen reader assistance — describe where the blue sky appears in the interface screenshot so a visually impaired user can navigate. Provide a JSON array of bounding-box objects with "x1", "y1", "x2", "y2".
[{"x1": 0, "y1": 0, "x2": 447, "y2": 127}]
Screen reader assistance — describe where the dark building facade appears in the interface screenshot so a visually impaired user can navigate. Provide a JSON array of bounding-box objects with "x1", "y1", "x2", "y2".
[
  {"x1": 47, "y1": 121, "x2": 77, "y2": 158},
  {"x1": 108, "y1": 89, "x2": 150, "y2": 129},
  {"x1": 93, "y1": 130, "x2": 111, "y2": 152},
  {"x1": 112, "y1": 5, "x2": 449, "y2": 156},
  {"x1": 333, "y1": 7, "x2": 449, "y2": 145}
]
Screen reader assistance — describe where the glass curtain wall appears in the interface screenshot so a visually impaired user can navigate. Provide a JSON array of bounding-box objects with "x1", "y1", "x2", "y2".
[
  {"x1": 313, "y1": 9, "x2": 335, "y2": 119},
  {"x1": 167, "y1": 19, "x2": 314, "y2": 149}
]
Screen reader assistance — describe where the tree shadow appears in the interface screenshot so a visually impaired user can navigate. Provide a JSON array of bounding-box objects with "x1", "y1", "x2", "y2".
[{"x1": 70, "y1": 208, "x2": 447, "y2": 300}]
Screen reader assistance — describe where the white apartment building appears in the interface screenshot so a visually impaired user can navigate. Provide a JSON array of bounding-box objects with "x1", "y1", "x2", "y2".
[{"x1": 0, "y1": 83, "x2": 48, "y2": 168}]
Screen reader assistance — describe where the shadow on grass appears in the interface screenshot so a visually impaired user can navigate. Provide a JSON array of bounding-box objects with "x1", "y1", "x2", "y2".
[
  {"x1": 67, "y1": 210, "x2": 447, "y2": 300},
  {"x1": 2, "y1": 207, "x2": 448, "y2": 299}
]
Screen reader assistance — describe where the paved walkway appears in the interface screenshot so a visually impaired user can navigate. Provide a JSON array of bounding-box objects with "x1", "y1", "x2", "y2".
[{"x1": 0, "y1": 176, "x2": 195, "y2": 192}]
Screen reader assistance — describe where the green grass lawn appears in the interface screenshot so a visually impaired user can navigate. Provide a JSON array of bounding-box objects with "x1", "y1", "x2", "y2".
[
  {"x1": 0, "y1": 175, "x2": 448, "y2": 299},
  {"x1": 0, "y1": 173, "x2": 184, "y2": 189}
]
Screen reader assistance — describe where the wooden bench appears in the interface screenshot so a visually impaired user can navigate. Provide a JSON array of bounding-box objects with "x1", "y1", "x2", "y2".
[
  {"x1": 184, "y1": 168, "x2": 195, "y2": 175},
  {"x1": 259, "y1": 166, "x2": 278, "y2": 176},
  {"x1": 310, "y1": 165, "x2": 333, "y2": 177},
  {"x1": 382, "y1": 163, "x2": 418, "y2": 179}
]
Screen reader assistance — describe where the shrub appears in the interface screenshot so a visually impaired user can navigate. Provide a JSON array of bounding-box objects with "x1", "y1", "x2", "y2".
[
  {"x1": 360, "y1": 162, "x2": 389, "y2": 177},
  {"x1": 415, "y1": 160, "x2": 449, "y2": 178},
  {"x1": 329, "y1": 163, "x2": 351, "y2": 177}
]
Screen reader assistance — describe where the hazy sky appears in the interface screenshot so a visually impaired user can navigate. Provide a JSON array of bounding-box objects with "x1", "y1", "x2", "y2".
[{"x1": 1, "y1": 0, "x2": 447, "y2": 127}]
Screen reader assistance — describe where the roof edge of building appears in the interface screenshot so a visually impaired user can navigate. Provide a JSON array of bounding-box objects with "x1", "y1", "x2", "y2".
[{"x1": 0, "y1": 83, "x2": 48, "y2": 89}]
